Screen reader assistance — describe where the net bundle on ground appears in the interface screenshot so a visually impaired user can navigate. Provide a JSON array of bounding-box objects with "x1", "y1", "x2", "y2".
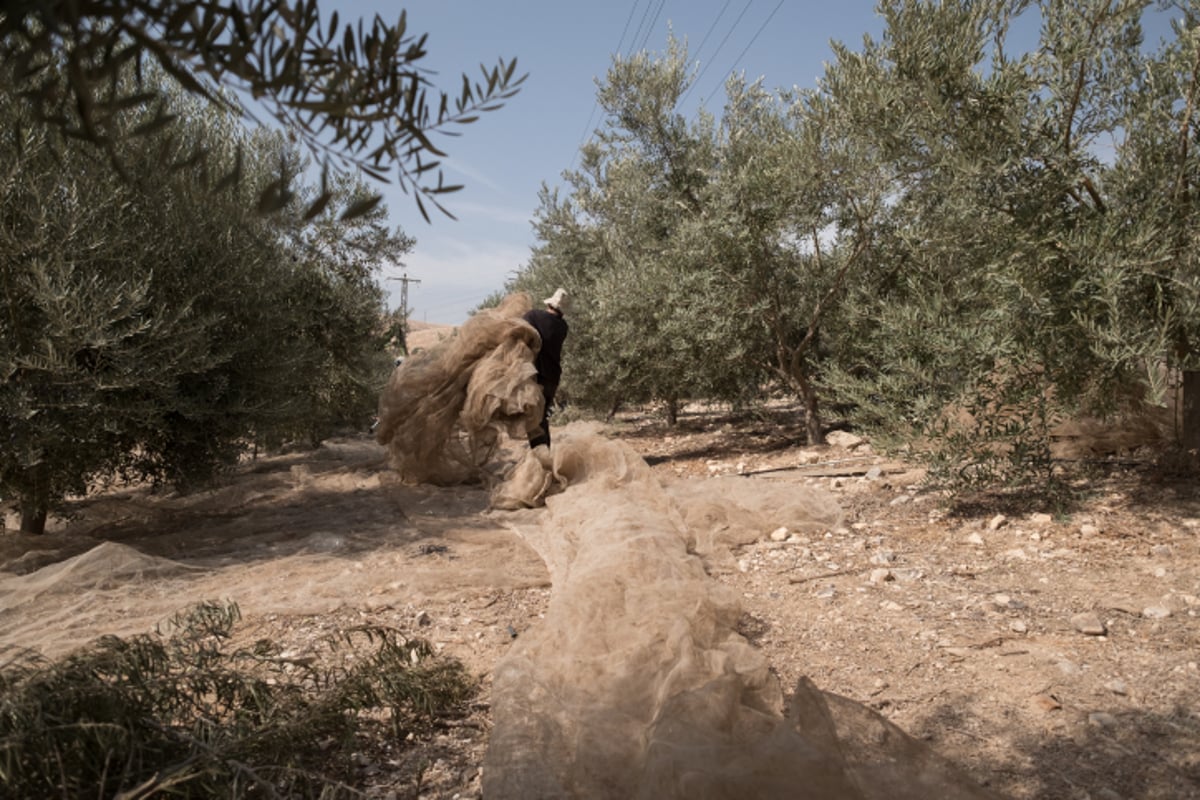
[
  {"x1": 484, "y1": 425, "x2": 1002, "y2": 799},
  {"x1": 375, "y1": 293, "x2": 545, "y2": 484}
]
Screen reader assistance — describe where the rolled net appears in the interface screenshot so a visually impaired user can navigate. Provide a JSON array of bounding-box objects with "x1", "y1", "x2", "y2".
[{"x1": 375, "y1": 293, "x2": 544, "y2": 484}]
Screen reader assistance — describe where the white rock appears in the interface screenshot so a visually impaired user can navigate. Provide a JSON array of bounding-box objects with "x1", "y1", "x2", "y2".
[
  {"x1": 1071, "y1": 612, "x2": 1107, "y2": 636},
  {"x1": 988, "y1": 514, "x2": 1008, "y2": 531},
  {"x1": 869, "y1": 550, "x2": 897, "y2": 566},
  {"x1": 1009, "y1": 620, "x2": 1028, "y2": 633},
  {"x1": 1142, "y1": 605, "x2": 1172, "y2": 619},
  {"x1": 965, "y1": 532, "x2": 985, "y2": 546},
  {"x1": 1088, "y1": 711, "x2": 1119, "y2": 729},
  {"x1": 869, "y1": 568, "x2": 893, "y2": 584},
  {"x1": 1030, "y1": 513, "x2": 1054, "y2": 526},
  {"x1": 880, "y1": 600, "x2": 904, "y2": 612},
  {"x1": 1079, "y1": 523, "x2": 1100, "y2": 537},
  {"x1": 769, "y1": 526, "x2": 790, "y2": 542},
  {"x1": 826, "y1": 430, "x2": 865, "y2": 449}
]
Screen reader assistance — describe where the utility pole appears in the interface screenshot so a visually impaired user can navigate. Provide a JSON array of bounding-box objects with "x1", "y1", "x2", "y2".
[{"x1": 387, "y1": 272, "x2": 421, "y2": 355}]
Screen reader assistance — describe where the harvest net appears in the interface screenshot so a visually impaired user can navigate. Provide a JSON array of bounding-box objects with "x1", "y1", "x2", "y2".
[
  {"x1": 377, "y1": 293, "x2": 998, "y2": 798},
  {"x1": 375, "y1": 292, "x2": 544, "y2": 484},
  {"x1": 483, "y1": 427, "x2": 999, "y2": 799}
]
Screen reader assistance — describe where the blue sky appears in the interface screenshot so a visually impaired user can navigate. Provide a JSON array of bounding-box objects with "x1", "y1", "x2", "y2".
[{"x1": 323, "y1": 1, "x2": 1178, "y2": 325}]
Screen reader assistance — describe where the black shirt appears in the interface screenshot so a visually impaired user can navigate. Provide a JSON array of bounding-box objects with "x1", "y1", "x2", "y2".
[{"x1": 522, "y1": 307, "x2": 569, "y2": 391}]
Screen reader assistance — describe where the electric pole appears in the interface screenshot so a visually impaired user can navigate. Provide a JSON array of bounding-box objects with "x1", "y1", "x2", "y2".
[{"x1": 387, "y1": 272, "x2": 421, "y2": 355}]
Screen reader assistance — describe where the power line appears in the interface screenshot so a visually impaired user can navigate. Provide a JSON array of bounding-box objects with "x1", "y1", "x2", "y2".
[
  {"x1": 628, "y1": 0, "x2": 658, "y2": 56},
  {"x1": 614, "y1": 0, "x2": 644, "y2": 55},
  {"x1": 692, "y1": 0, "x2": 734, "y2": 64},
  {"x1": 710, "y1": 0, "x2": 787, "y2": 94},
  {"x1": 680, "y1": 0, "x2": 754, "y2": 107},
  {"x1": 635, "y1": 0, "x2": 668, "y2": 53},
  {"x1": 571, "y1": 0, "x2": 646, "y2": 172}
]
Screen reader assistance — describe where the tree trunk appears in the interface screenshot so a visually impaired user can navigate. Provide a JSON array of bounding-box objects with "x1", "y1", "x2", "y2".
[
  {"x1": 1183, "y1": 370, "x2": 1200, "y2": 453},
  {"x1": 19, "y1": 505, "x2": 47, "y2": 536},
  {"x1": 18, "y1": 465, "x2": 50, "y2": 535},
  {"x1": 665, "y1": 397, "x2": 679, "y2": 427},
  {"x1": 794, "y1": 370, "x2": 825, "y2": 446}
]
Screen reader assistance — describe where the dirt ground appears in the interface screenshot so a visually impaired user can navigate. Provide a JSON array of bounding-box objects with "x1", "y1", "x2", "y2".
[{"x1": 1, "y1": 402, "x2": 1198, "y2": 800}]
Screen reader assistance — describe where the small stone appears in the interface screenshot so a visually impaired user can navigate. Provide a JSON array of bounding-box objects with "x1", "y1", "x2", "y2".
[
  {"x1": 869, "y1": 550, "x2": 897, "y2": 566},
  {"x1": 1001, "y1": 548, "x2": 1028, "y2": 561},
  {"x1": 826, "y1": 430, "x2": 865, "y2": 449},
  {"x1": 1009, "y1": 620, "x2": 1028, "y2": 633},
  {"x1": 1079, "y1": 523, "x2": 1100, "y2": 537},
  {"x1": 890, "y1": 568, "x2": 924, "y2": 582},
  {"x1": 769, "y1": 526, "x2": 790, "y2": 542},
  {"x1": 869, "y1": 568, "x2": 893, "y2": 584},
  {"x1": 1088, "y1": 711, "x2": 1119, "y2": 729},
  {"x1": 1031, "y1": 694, "x2": 1062, "y2": 712},
  {"x1": 415, "y1": 610, "x2": 432, "y2": 627},
  {"x1": 1030, "y1": 513, "x2": 1053, "y2": 526},
  {"x1": 1071, "y1": 612, "x2": 1107, "y2": 636},
  {"x1": 1142, "y1": 605, "x2": 1172, "y2": 619},
  {"x1": 737, "y1": 559, "x2": 750, "y2": 573},
  {"x1": 1151, "y1": 544, "x2": 1173, "y2": 558},
  {"x1": 964, "y1": 532, "x2": 985, "y2": 546},
  {"x1": 889, "y1": 494, "x2": 912, "y2": 506},
  {"x1": 1057, "y1": 659, "x2": 1081, "y2": 676},
  {"x1": 1105, "y1": 679, "x2": 1128, "y2": 696},
  {"x1": 880, "y1": 600, "x2": 904, "y2": 612},
  {"x1": 988, "y1": 514, "x2": 1008, "y2": 531}
]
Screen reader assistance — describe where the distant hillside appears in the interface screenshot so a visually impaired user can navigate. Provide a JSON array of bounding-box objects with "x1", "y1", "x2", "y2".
[{"x1": 407, "y1": 321, "x2": 455, "y2": 353}]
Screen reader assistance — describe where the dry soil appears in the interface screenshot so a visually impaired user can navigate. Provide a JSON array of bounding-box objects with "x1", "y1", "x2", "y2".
[{"x1": 1, "y1": 402, "x2": 1198, "y2": 800}]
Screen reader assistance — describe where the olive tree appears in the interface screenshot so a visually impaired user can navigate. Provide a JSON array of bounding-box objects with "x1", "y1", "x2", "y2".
[
  {"x1": 1, "y1": 0, "x2": 525, "y2": 220},
  {"x1": 0, "y1": 75, "x2": 403, "y2": 534}
]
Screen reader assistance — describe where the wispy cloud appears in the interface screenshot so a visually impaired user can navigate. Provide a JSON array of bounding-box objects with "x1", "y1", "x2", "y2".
[
  {"x1": 449, "y1": 200, "x2": 535, "y2": 226},
  {"x1": 443, "y1": 156, "x2": 504, "y2": 193}
]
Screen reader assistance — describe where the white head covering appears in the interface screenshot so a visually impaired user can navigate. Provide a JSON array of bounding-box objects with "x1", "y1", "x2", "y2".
[{"x1": 544, "y1": 287, "x2": 570, "y2": 313}]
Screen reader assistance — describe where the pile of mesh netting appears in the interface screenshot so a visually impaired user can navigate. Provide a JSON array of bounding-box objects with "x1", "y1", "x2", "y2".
[
  {"x1": 375, "y1": 293, "x2": 544, "y2": 484},
  {"x1": 483, "y1": 428, "x2": 1000, "y2": 799},
  {"x1": 376, "y1": 295, "x2": 999, "y2": 798}
]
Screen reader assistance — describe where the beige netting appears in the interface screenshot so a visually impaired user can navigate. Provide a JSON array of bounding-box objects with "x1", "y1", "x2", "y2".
[
  {"x1": 374, "y1": 299, "x2": 997, "y2": 797},
  {"x1": 483, "y1": 425, "x2": 1000, "y2": 799},
  {"x1": 375, "y1": 293, "x2": 545, "y2": 484}
]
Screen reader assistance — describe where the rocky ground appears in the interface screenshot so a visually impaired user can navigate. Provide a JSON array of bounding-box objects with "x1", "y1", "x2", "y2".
[
  {"x1": 616, "y1": 406, "x2": 1200, "y2": 800},
  {"x1": 3, "y1": 401, "x2": 1198, "y2": 799}
]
